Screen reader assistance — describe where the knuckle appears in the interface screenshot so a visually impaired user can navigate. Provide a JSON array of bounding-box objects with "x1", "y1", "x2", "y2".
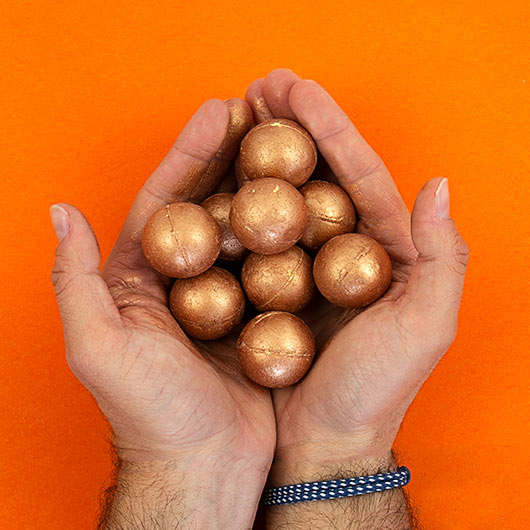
[
  {"x1": 50, "y1": 266, "x2": 64, "y2": 289},
  {"x1": 313, "y1": 116, "x2": 352, "y2": 142},
  {"x1": 103, "y1": 252, "x2": 167, "y2": 310},
  {"x1": 171, "y1": 136, "x2": 223, "y2": 164},
  {"x1": 112, "y1": 239, "x2": 139, "y2": 261},
  {"x1": 451, "y1": 232, "x2": 470, "y2": 270},
  {"x1": 51, "y1": 260, "x2": 75, "y2": 298},
  {"x1": 106, "y1": 271, "x2": 165, "y2": 311},
  {"x1": 351, "y1": 155, "x2": 386, "y2": 184},
  {"x1": 435, "y1": 230, "x2": 470, "y2": 277},
  {"x1": 108, "y1": 277, "x2": 144, "y2": 309},
  {"x1": 106, "y1": 261, "x2": 155, "y2": 291},
  {"x1": 140, "y1": 181, "x2": 172, "y2": 206}
]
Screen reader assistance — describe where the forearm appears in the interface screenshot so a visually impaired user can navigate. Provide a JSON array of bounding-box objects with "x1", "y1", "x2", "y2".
[
  {"x1": 264, "y1": 450, "x2": 415, "y2": 530},
  {"x1": 99, "y1": 452, "x2": 270, "y2": 529}
]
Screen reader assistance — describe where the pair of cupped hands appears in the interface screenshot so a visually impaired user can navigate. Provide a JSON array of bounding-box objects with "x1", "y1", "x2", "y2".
[{"x1": 51, "y1": 69, "x2": 468, "y2": 523}]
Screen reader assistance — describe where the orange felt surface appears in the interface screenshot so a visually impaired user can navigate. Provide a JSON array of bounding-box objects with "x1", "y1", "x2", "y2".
[{"x1": 1, "y1": 1, "x2": 529, "y2": 527}]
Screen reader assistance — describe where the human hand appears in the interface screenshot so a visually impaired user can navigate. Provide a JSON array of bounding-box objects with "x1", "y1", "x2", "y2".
[
  {"x1": 50, "y1": 99, "x2": 275, "y2": 528},
  {"x1": 246, "y1": 70, "x2": 469, "y2": 485}
]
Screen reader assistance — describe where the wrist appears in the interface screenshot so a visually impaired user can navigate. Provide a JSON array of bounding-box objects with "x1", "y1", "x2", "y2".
[
  {"x1": 272, "y1": 406, "x2": 403, "y2": 486},
  {"x1": 269, "y1": 435, "x2": 395, "y2": 487},
  {"x1": 264, "y1": 438, "x2": 412, "y2": 530},
  {"x1": 102, "y1": 450, "x2": 271, "y2": 529},
  {"x1": 263, "y1": 450, "x2": 412, "y2": 530}
]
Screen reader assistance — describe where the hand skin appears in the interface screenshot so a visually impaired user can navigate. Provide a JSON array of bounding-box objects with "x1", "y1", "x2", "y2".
[
  {"x1": 51, "y1": 72, "x2": 469, "y2": 529},
  {"x1": 246, "y1": 70, "x2": 469, "y2": 529},
  {"x1": 50, "y1": 99, "x2": 276, "y2": 529}
]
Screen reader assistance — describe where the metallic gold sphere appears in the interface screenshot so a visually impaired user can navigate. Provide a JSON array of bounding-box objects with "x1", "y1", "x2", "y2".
[
  {"x1": 235, "y1": 153, "x2": 251, "y2": 188},
  {"x1": 239, "y1": 119, "x2": 317, "y2": 187},
  {"x1": 142, "y1": 202, "x2": 221, "y2": 278},
  {"x1": 212, "y1": 164, "x2": 238, "y2": 194},
  {"x1": 299, "y1": 180, "x2": 356, "y2": 251},
  {"x1": 241, "y1": 246, "x2": 314, "y2": 312},
  {"x1": 237, "y1": 311, "x2": 315, "y2": 388},
  {"x1": 230, "y1": 177, "x2": 308, "y2": 255},
  {"x1": 169, "y1": 267, "x2": 245, "y2": 340},
  {"x1": 313, "y1": 233, "x2": 392, "y2": 308},
  {"x1": 201, "y1": 193, "x2": 247, "y2": 262}
]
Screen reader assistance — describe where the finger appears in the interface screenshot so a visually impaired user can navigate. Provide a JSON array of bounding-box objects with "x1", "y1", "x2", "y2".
[
  {"x1": 188, "y1": 98, "x2": 252, "y2": 202},
  {"x1": 50, "y1": 204, "x2": 121, "y2": 377},
  {"x1": 287, "y1": 79, "x2": 417, "y2": 268},
  {"x1": 403, "y1": 178, "x2": 469, "y2": 348},
  {"x1": 112, "y1": 99, "x2": 228, "y2": 251},
  {"x1": 245, "y1": 79, "x2": 274, "y2": 123},
  {"x1": 122, "y1": 98, "x2": 249, "y2": 246},
  {"x1": 261, "y1": 68, "x2": 301, "y2": 119},
  {"x1": 103, "y1": 99, "x2": 251, "y2": 302}
]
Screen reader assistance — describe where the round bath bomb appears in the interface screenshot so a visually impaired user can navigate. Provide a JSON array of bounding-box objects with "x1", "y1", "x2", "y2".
[
  {"x1": 212, "y1": 165, "x2": 238, "y2": 194},
  {"x1": 142, "y1": 202, "x2": 221, "y2": 278},
  {"x1": 201, "y1": 193, "x2": 247, "y2": 262},
  {"x1": 169, "y1": 267, "x2": 245, "y2": 340},
  {"x1": 237, "y1": 311, "x2": 315, "y2": 388},
  {"x1": 235, "y1": 154, "x2": 251, "y2": 188},
  {"x1": 313, "y1": 234, "x2": 392, "y2": 308},
  {"x1": 239, "y1": 119, "x2": 317, "y2": 187},
  {"x1": 299, "y1": 180, "x2": 356, "y2": 251},
  {"x1": 241, "y1": 246, "x2": 314, "y2": 312},
  {"x1": 230, "y1": 178, "x2": 308, "y2": 255}
]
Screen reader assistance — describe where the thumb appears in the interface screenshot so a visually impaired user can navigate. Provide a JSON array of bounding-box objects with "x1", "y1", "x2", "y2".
[
  {"x1": 50, "y1": 204, "x2": 120, "y2": 374},
  {"x1": 404, "y1": 178, "x2": 470, "y2": 349}
]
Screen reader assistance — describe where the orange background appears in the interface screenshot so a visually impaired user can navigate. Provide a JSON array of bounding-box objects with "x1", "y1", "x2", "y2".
[{"x1": 1, "y1": 1, "x2": 529, "y2": 528}]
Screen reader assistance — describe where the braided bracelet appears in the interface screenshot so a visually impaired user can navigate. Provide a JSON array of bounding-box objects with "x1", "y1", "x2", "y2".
[{"x1": 261, "y1": 466, "x2": 410, "y2": 506}]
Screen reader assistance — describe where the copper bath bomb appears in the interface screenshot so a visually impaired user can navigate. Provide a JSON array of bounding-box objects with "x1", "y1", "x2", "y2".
[
  {"x1": 237, "y1": 311, "x2": 315, "y2": 388},
  {"x1": 299, "y1": 180, "x2": 357, "y2": 251},
  {"x1": 212, "y1": 164, "x2": 238, "y2": 194},
  {"x1": 201, "y1": 193, "x2": 247, "y2": 262},
  {"x1": 239, "y1": 119, "x2": 317, "y2": 187},
  {"x1": 234, "y1": 154, "x2": 251, "y2": 188},
  {"x1": 169, "y1": 267, "x2": 245, "y2": 340},
  {"x1": 142, "y1": 202, "x2": 221, "y2": 278},
  {"x1": 313, "y1": 234, "x2": 392, "y2": 308},
  {"x1": 241, "y1": 246, "x2": 314, "y2": 312},
  {"x1": 230, "y1": 178, "x2": 308, "y2": 255}
]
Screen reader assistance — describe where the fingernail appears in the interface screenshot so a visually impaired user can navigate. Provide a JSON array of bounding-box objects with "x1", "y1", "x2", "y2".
[
  {"x1": 50, "y1": 204, "x2": 70, "y2": 242},
  {"x1": 435, "y1": 178, "x2": 450, "y2": 220}
]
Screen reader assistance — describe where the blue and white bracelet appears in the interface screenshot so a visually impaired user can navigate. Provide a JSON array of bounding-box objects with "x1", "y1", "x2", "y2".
[{"x1": 261, "y1": 466, "x2": 410, "y2": 506}]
